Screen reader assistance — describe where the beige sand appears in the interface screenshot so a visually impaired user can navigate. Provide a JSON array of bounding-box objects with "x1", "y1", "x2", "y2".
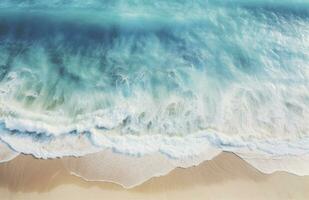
[{"x1": 0, "y1": 152, "x2": 309, "y2": 200}]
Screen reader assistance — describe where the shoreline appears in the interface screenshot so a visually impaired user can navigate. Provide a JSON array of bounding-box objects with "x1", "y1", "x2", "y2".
[{"x1": 1, "y1": 152, "x2": 309, "y2": 200}]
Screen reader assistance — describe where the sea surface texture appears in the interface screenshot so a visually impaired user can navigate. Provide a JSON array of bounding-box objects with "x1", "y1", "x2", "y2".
[{"x1": 0, "y1": 0, "x2": 309, "y2": 186}]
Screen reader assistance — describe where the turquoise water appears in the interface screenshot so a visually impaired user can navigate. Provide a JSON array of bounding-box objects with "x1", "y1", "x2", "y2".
[{"x1": 0, "y1": 0, "x2": 308, "y2": 159}]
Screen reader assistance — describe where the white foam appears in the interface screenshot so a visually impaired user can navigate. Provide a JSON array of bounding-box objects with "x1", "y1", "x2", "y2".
[{"x1": 0, "y1": 127, "x2": 102, "y2": 159}]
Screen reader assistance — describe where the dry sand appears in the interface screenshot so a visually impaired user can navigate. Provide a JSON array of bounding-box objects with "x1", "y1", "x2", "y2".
[{"x1": 0, "y1": 152, "x2": 309, "y2": 200}]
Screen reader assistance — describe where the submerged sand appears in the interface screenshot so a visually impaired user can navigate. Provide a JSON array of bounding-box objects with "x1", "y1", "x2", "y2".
[{"x1": 0, "y1": 152, "x2": 309, "y2": 200}]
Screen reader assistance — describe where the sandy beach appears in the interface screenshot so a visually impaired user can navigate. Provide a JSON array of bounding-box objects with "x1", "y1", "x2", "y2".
[{"x1": 1, "y1": 152, "x2": 309, "y2": 200}]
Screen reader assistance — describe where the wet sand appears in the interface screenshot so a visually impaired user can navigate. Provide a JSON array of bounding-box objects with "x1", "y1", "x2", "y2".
[{"x1": 0, "y1": 152, "x2": 309, "y2": 200}]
